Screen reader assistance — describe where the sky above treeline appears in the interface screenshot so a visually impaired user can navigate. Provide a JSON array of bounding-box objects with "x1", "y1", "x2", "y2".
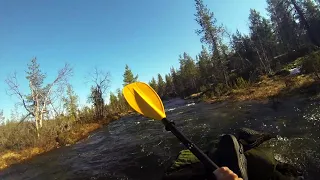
[{"x1": 0, "y1": 0, "x2": 268, "y2": 118}]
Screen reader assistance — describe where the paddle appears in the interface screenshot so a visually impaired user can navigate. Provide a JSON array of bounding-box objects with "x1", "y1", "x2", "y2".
[{"x1": 123, "y1": 82, "x2": 219, "y2": 172}]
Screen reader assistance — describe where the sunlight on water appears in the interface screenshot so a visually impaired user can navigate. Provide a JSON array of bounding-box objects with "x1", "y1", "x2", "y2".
[{"x1": 303, "y1": 102, "x2": 320, "y2": 121}]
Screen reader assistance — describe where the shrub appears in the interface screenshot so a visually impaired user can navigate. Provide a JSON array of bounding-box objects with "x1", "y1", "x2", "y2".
[
  {"x1": 214, "y1": 83, "x2": 226, "y2": 97},
  {"x1": 0, "y1": 117, "x2": 76, "y2": 152},
  {"x1": 0, "y1": 121, "x2": 37, "y2": 151},
  {"x1": 234, "y1": 77, "x2": 250, "y2": 89},
  {"x1": 199, "y1": 85, "x2": 207, "y2": 93},
  {"x1": 301, "y1": 51, "x2": 320, "y2": 75}
]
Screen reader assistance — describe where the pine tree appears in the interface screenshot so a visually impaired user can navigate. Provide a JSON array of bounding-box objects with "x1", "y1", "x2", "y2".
[
  {"x1": 116, "y1": 88, "x2": 128, "y2": 112},
  {"x1": 109, "y1": 92, "x2": 119, "y2": 113},
  {"x1": 164, "y1": 73, "x2": 174, "y2": 97},
  {"x1": 0, "y1": 110, "x2": 5, "y2": 124},
  {"x1": 231, "y1": 30, "x2": 255, "y2": 73},
  {"x1": 194, "y1": 0, "x2": 229, "y2": 86},
  {"x1": 157, "y1": 74, "x2": 166, "y2": 98},
  {"x1": 197, "y1": 46, "x2": 212, "y2": 86},
  {"x1": 63, "y1": 85, "x2": 79, "y2": 121},
  {"x1": 123, "y1": 64, "x2": 138, "y2": 86},
  {"x1": 295, "y1": 0, "x2": 320, "y2": 47},
  {"x1": 149, "y1": 77, "x2": 158, "y2": 93},
  {"x1": 179, "y1": 53, "x2": 199, "y2": 95},
  {"x1": 249, "y1": 9, "x2": 278, "y2": 74},
  {"x1": 170, "y1": 67, "x2": 184, "y2": 97},
  {"x1": 194, "y1": 0, "x2": 223, "y2": 56},
  {"x1": 267, "y1": 0, "x2": 302, "y2": 52}
]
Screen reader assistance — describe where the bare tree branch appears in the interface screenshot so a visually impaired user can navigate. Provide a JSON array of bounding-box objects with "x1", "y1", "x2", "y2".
[
  {"x1": 5, "y1": 72, "x2": 34, "y2": 116},
  {"x1": 88, "y1": 67, "x2": 111, "y2": 94},
  {"x1": 40, "y1": 64, "x2": 73, "y2": 114},
  {"x1": 86, "y1": 67, "x2": 111, "y2": 119}
]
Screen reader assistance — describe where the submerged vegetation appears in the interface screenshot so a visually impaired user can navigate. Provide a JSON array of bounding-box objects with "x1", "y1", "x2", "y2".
[{"x1": 1, "y1": 0, "x2": 320, "y2": 171}]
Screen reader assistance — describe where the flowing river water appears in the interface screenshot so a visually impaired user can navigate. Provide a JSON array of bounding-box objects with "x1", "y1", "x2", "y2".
[{"x1": 1, "y1": 97, "x2": 320, "y2": 180}]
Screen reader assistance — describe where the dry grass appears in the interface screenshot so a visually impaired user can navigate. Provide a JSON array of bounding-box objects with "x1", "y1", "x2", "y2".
[
  {"x1": 207, "y1": 74, "x2": 316, "y2": 103},
  {"x1": 0, "y1": 114, "x2": 124, "y2": 171},
  {"x1": 0, "y1": 147, "x2": 45, "y2": 170},
  {"x1": 0, "y1": 122, "x2": 101, "y2": 170}
]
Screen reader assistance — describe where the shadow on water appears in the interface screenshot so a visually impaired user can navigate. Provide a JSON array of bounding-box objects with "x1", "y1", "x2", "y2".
[{"x1": 0, "y1": 97, "x2": 320, "y2": 180}]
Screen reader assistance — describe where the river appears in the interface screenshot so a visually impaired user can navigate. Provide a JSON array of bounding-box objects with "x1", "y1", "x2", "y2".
[{"x1": 0, "y1": 97, "x2": 319, "y2": 180}]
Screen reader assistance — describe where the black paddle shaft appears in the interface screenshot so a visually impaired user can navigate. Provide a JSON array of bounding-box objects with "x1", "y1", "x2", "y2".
[{"x1": 162, "y1": 118, "x2": 219, "y2": 171}]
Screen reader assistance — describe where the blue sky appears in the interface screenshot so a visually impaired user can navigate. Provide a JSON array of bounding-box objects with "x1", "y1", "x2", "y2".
[{"x1": 0, "y1": 0, "x2": 268, "y2": 118}]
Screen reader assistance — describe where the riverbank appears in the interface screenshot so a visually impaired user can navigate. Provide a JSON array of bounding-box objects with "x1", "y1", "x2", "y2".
[
  {"x1": 1, "y1": 74, "x2": 319, "y2": 172},
  {"x1": 0, "y1": 113, "x2": 129, "y2": 171},
  {"x1": 206, "y1": 74, "x2": 319, "y2": 103}
]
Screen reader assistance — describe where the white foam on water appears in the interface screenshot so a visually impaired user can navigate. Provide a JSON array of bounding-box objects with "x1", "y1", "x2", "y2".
[
  {"x1": 277, "y1": 136, "x2": 289, "y2": 141},
  {"x1": 165, "y1": 108, "x2": 176, "y2": 112},
  {"x1": 274, "y1": 153, "x2": 290, "y2": 163},
  {"x1": 185, "y1": 103, "x2": 195, "y2": 107}
]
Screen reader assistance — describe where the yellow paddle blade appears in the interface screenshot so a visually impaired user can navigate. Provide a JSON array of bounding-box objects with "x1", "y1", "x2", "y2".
[{"x1": 123, "y1": 82, "x2": 166, "y2": 120}]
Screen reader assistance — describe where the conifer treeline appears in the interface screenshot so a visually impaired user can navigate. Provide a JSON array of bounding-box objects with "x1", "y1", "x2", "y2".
[
  {"x1": 139, "y1": 0, "x2": 320, "y2": 100},
  {"x1": 106, "y1": 0, "x2": 320, "y2": 114}
]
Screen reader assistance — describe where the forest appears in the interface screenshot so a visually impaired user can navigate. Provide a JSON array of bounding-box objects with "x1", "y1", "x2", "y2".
[{"x1": 1, "y1": 0, "x2": 320, "y2": 170}]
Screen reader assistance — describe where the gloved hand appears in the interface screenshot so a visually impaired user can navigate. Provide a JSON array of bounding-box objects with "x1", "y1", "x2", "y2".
[{"x1": 213, "y1": 167, "x2": 243, "y2": 180}]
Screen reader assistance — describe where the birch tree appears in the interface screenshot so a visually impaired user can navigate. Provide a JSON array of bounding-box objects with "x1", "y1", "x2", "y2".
[
  {"x1": 88, "y1": 67, "x2": 110, "y2": 120},
  {"x1": 6, "y1": 58, "x2": 72, "y2": 137}
]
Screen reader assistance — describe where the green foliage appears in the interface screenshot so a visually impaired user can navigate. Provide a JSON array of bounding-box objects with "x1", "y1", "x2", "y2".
[
  {"x1": 171, "y1": 150, "x2": 200, "y2": 170},
  {"x1": 179, "y1": 53, "x2": 199, "y2": 95},
  {"x1": 199, "y1": 85, "x2": 207, "y2": 93},
  {"x1": 117, "y1": 88, "x2": 129, "y2": 112},
  {"x1": 78, "y1": 106, "x2": 95, "y2": 123},
  {"x1": 171, "y1": 67, "x2": 184, "y2": 97},
  {"x1": 248, "y1": 9, "x2": 277, "y2": 74},
  {"x1": 63, "y1": 85, "x2": 79, "y2": 121},
  {"x1": 165, "y1": 74, "x2": 175, "y2": 97},
  {"x1": 157, "y1": 74, "x2": 166, "y2": 98},
  {"x1": 123, "y1": 64, "x2": 138, "y2": 86},
  {"x1": 142, "y1": 0, "x2": 320, "y2": 99},
  {"x1": 298, "y1": 0, "x2": 320, "y2": 46},
  {"x1": 108, "y1": 92, "x2": 119, "y2": 113},
  {"x1": 194, "y1": 0, "x2": 230, "y2": 87},
  {"x1": 234, "y1": 77, "x2": 250, "y2": 89},
  {"x1": 267, "y1": 0, "x2": 302, "y2": 52},
  {"x1": 26, "y1": 58, "x2": 46, "y2": 90},
  {"x1": 283, "y1": 57, "x2": 304, "y2": 71},
  {"x1": 0, "y1": 117, "x2": 72, "y2": 151},
  {"x1": 197, "y1": 46, "x2": 212, "y2": 85},
  {"x1": 301, "y1": 51, "x2": 320, "y2": 74},
  {"x1": 194, "y1": 0, "x2": 222, "y2": 54},
  {"x1": 214, "y1": 83, "x2": 226, "y2": 97},
  {"x1": 149, "y1": 77, "x2": 158, "y2": 92}
]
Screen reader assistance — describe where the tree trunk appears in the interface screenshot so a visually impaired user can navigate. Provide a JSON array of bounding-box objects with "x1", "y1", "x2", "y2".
[
  {"x1": 291, "y1": 0, "x2": 320, "y2": 47},
  {"x1": 35, "y1": 112, "x2": 40, "y2": 137}
]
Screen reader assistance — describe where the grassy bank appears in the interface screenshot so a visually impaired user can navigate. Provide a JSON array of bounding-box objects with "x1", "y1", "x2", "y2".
[
  {"x1": 196, "y1": 50, "x2": 320, "y2": 103},
  {"x1": 206, "y1": 74, "x2": 317, "y2": 103},
  {"x1": 0, "y1": 113, "x2": 127, "y2": 170}
]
